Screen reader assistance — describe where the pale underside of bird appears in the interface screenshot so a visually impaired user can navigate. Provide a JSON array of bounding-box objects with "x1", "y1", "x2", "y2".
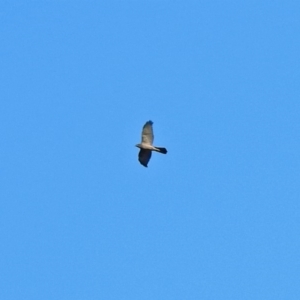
[{"x1": 135, "y1": 120, "x2": 167, "y2": 167}]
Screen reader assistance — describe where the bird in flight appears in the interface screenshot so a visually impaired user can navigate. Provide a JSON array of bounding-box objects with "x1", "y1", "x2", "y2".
[{"x1": 135, "y1": 120, "x2": 167, "y2": 167}]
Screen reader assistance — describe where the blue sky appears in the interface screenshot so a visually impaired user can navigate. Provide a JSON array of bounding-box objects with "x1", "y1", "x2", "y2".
[{"x1": 1, "y1": 1, "x2": 300, "y2": 299}]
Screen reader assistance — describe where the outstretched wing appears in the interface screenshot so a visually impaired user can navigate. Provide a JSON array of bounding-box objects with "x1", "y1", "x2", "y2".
[
  {"x1": 141, "y1": 120, "x2": 154, "y2": 145},
  {"x1": 138, "y1": 149, "x2": 152, "y2": 167}
]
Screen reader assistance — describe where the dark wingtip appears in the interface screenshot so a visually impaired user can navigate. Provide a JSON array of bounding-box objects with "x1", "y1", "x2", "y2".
[
  {"x1": 157, "y1": 147, "x2": 167, "y2": 154},
  {"x1": 143, "y1": 120, "x2": 153, "y2": 128}
]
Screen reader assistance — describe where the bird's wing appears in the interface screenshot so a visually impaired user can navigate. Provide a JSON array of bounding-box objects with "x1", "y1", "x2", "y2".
[
  {"x1": 138, "y1": 149, "x2": 152, "y2": 167},
  {"x1": 141, "y1": 120, "x2": 154, "y2": 145}
]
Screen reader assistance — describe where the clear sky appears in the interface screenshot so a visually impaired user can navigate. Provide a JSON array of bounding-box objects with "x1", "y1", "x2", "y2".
[{"x1": 1, "y1": 1, "x2": 299, "y2": 299}]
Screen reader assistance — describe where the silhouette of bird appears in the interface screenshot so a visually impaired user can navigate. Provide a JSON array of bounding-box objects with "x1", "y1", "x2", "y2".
[{"x1": 135, "y1": 120, "x2": 167, "y2": 167}]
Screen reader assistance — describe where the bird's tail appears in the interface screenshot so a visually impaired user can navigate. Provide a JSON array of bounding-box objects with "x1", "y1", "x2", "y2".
[{"x1": 155, "y1": 147, "x2": 167, "y2": 154}]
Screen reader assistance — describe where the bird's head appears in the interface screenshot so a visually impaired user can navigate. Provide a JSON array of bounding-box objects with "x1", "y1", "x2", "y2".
[{"x1": 135, "y1": 144, "x2": 141, "y2": 149}]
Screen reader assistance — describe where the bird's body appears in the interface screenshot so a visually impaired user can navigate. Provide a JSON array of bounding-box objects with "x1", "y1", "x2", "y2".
[{"x1": 135, "y1": 120, "x2": 167, "y2": 167}]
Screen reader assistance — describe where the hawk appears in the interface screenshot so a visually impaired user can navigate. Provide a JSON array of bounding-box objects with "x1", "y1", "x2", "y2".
[{"x1": 135, "y1": 120, "x2": 167, "y2": 167}]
